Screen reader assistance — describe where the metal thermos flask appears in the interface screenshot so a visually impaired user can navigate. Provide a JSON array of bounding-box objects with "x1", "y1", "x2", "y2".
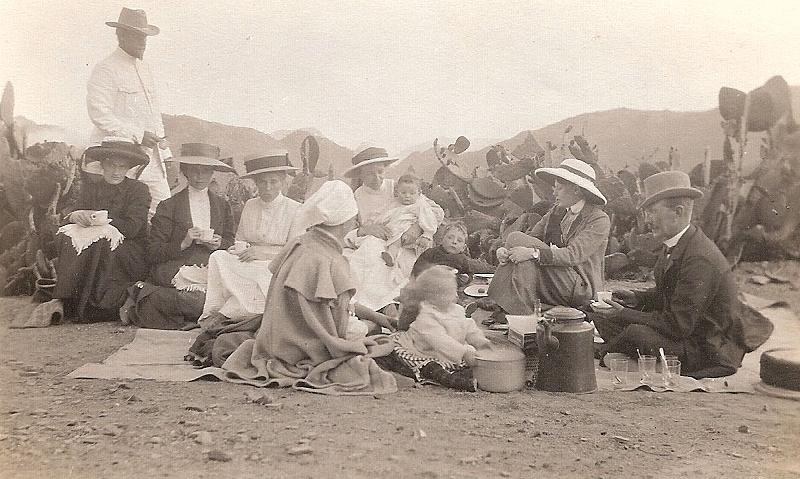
[{"x1": 535, "y1": 306, "x2": 597, "y2": 393}]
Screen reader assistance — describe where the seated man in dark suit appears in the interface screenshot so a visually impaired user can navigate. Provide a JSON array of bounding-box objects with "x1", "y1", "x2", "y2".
[
  {"x1": 122, "y1": 143, "x2": 236, "y2": 329},
  {"x1": 592, "y1": 171, "x2": 745, "y2": 378}
]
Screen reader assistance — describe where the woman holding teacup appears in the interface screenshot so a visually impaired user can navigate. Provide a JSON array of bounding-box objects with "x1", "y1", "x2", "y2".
[
  {"x1": 198, "y1": 151, "x2": 302, "y2": 330},
  {"x1": 120, "y1": 143, "x2": 236, "y2": 329},
  {"x1": 52, "y1": 139, "x2": 152, "y2": 322},
  {"x1": 145, "y1": 143, "x2": 236, "y2": 287}
]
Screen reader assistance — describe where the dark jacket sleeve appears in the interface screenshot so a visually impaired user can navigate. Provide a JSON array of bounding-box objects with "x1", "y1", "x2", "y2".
[
  {"x1": 112, "y1": 180, "x2": 150, "y2": 239},
  {"x1": 147, "y1": 197, "x2": 184, "y2": 265},
  {"x1": 215, "y1": 194, "x2": 236, "y2": 250},
  {"x1": 655, "y1": 256, "x2": 721, "y2": 339},
  {"x1": 634, "y1": 287, "x2": 661, "y2": 312}
]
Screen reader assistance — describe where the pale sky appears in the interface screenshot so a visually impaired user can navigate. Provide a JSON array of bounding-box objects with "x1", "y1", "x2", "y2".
[{"x1": 2, "y1": 0, "x2": 799, "y2": 152}]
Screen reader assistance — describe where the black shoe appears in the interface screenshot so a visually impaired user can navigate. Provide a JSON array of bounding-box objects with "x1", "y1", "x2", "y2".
[{"x1": 420, "y1": 363, "x2": 477, "y2": 392}]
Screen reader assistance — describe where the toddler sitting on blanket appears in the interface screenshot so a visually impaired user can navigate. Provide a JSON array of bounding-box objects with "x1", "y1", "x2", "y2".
[
  {"x1": 391, "y1": 265, "x2": 491, "y2": 391},
  {"x1": 377, "y1": 174, "x2": 438, "y2": 267}
]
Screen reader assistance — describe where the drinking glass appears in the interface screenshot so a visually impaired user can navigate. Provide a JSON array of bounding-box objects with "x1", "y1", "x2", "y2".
[
  {"x1": 663, "y1": 359, "x2": 681, "y2": 388},
  {"x1": 609, "y1": 358, "x2": 629, "y2": 388},
  {"x1": 638, "y1": 355, "x2": 656, "y2": 383}
]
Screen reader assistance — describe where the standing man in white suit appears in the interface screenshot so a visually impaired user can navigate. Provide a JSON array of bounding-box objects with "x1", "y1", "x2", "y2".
[{"x1": 87, "y1": 7, "x2": 172, "y2": 218}]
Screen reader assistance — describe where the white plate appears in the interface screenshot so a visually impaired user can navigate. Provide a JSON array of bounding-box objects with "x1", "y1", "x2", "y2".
[{"x1": 464, "y1": 284, "x2": 489, "y2": 297}]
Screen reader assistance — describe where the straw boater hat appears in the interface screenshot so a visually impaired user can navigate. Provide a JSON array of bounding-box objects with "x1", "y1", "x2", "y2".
[
  {"x1": 174, "y1": 143, "x2": 235, "y2": 173},
  {"x1": 534, "y1": 158, "x2": 607, "y2": 205},
  {"x1": 106, "y1": 7, "x2": 160, "y2": 36},
  {"x1": 84, "y1": 139, "x2": 149, "y2": 168},
  {"x1": 342, "y1": 147, "x2": 399, "y2": 178},
  {"x1": 240, "y1": 150, "x2": 298, "y2": 178},
  {"x1": 638, "y1": 170, "x2": 703, "y2": 210}
]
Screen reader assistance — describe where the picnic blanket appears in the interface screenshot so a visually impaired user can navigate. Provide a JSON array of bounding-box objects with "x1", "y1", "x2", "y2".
[
  {"x1": 593, "y1": 292, "x2": 796, "y2": 393},
  {"x1": 67, "y1": 329, "x2": 223, "y2": 382},
  {"x1": 67, "y1": 293, "x2": 795, "y2": 397}
]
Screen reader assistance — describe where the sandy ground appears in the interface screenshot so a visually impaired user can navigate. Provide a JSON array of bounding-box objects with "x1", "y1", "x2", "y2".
[{"x1": 1, "y1": 262, "x2": 800, "y2": 478}]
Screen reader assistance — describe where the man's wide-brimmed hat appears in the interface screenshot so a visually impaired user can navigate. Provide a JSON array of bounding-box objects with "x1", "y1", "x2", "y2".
[
  {"x1": 84, "y1": 138, "x2": 149, "y2": 168},
  {"x1": 342, "y1": 147, "x2": 398, "y2": 178},
  {"x1": 534, "y1": 158, "x2": 607, "y2": 205},
  {"x1": 174, "y1": 143, "x2": 235, "y2": 173},
  {"x1": 639, "y1": 170, "x2": 703, "y2": 210},
  {"x1": 240, "y1": 150, "x2": 298, "y2": 178},
  {"x1": 106, "y1": 7, "x2": 160, "y2": 36}
]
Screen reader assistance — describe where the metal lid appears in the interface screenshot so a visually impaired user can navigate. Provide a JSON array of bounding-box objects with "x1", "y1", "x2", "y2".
[{"x1": 543, "y1": 306, "x2": 586, "y2": 322}]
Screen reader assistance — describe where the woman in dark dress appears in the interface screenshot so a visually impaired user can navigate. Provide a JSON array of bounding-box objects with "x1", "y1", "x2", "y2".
[
  {"x1": 52, "y1": 140, "x2": 151, "y2": 322},
  {"x1": 124, "y1": 143, "x2": 236, "y2": 329}
]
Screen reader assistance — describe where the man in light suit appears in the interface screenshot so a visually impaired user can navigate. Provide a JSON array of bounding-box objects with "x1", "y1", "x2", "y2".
[{"x1": 87, "y1": 7, "x2": 172, "y2": 218}]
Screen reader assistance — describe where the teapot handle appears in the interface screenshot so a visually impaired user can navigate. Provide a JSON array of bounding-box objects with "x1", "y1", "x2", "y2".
[{"x1": 536, "y1": 318, "x2": 560, "y2": 354}]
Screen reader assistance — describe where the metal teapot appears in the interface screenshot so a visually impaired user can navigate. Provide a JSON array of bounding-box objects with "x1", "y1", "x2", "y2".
[{"x1": 535, "y1": 306, "x2": 597, "y2": 393}]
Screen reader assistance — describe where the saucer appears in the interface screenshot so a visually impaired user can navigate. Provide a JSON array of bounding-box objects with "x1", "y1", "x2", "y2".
[{"x1": 464, "y1": 284, "x2": 489, "y2": 297}]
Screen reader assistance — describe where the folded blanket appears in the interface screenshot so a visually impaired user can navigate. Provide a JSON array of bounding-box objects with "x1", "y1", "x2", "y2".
[{"x1": 57, "y1": 223, "x2": 124, "y2": 255}]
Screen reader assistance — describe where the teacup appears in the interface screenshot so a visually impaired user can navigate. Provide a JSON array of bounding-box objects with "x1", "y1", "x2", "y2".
[
  {"x1": 596, "y1": 291, "x2": 613, "y2": 303},
  {"x1": 230, "y1": 240, "x2": 249, "y2": 254},
  {"x1": 199, "y1": 228, "x2": 215, "y2": 241},
  {"x1": 90, "y1": 210, "x2": 109, "y2": 225}
]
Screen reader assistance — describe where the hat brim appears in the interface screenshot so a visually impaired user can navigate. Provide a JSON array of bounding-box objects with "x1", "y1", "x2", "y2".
[
  {"x1": 175, "y1": 156, "x2": 235, "y2": 173},
  {"x1": 753, "y1": 381, "x2": 800, "y2": 401},
  {"x1": 106, "y1": 21, "x2": 160, "y2": 36},
  {"x1": 342, "y1": 157, "x2": 399, "y2": 178},
  {"x1": 638, "y1": 187, "x2": 703, "y2": 210},
  {"x1": 535, "y1": 168, "x2": 607, "y2": 205},
  {"x1": 240, "y1": 166, "x2": 298, "y2": 178},
  {"x1": 84, "y1": 145, "x2": 148, "y2": 168}
]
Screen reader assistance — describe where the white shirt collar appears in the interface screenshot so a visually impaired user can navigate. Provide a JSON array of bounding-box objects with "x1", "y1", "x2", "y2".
[
  {"x1": 187, "y1": 185, "x2": 208, "y2": 195},
  {"x1": 567, "y1": 199, "x2": 585, "y2": 215},
  {"x1": 663, "y1": 224, "x2": 690, "y2": 249}
]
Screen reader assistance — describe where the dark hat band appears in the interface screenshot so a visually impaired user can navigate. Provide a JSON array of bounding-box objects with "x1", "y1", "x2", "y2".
[
  {"x1": 560, "y1": 164, "x2": 596, "y2": 183},
  {"x1": 351, "y1": 147, "x2": 389, "y2": 166},
  {"x1": 244, "y1": 154, "x2": 291, "y2": 173},
  {"x1": 180, "y1": 143, "x2": 220, "y2": 159}
]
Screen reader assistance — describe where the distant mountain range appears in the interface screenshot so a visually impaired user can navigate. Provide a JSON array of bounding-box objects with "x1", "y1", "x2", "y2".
[
  {"x1": 162, "y1": 115, "x2": 355, "y2": 176},
  {"x1": 393, "y1": 85, "x2": 800, "y2": 181},
  {"x1": 10, "y1": 86, "x2": 798, "y2": 184}
]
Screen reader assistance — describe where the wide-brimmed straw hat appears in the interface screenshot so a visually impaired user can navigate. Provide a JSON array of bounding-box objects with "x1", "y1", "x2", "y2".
[
  {"x1": 342, "y1": 147, "x2": 398, "y2": 178},
  {"x1": 174, "y1": 143, "x2": 235, "y2": 173},
  {"x1": 240, "y1": 150, "x2": 298, "y2": 178},
  {"x1": 534, "y1": 158, "x2": 607, "y2": 205},
  {"x1": 84, "y1": 138, "x2": 149, "y2": 168},
  {"x1": 639, "y1": 170, "x2": 703, "y2": 210},
  {"x1": 106, "y1": 7, "x2": 159, "y2": 36}
]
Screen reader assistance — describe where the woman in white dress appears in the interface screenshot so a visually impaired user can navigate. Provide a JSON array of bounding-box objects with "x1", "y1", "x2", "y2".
[
  {"x1": 343, "y1": 147, "x2": 444, "y2": 312},
  {"x1": 199, "y1": 151, "x2": 301, "y2": 327}
]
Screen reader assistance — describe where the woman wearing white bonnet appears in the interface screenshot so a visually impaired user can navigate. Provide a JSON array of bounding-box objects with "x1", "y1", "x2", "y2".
[{"x1": 221, "y1": 180, "x2": 397, "y2": 395}]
